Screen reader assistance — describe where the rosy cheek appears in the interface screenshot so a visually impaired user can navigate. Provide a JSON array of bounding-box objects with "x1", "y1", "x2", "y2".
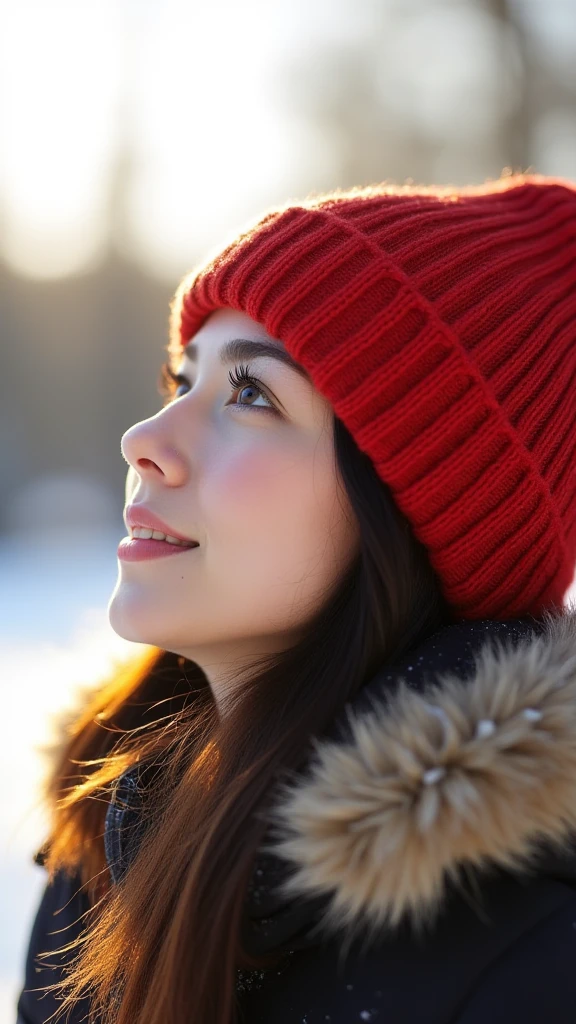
[
  {"x1": 208, "y1": 448, "x2": 280, "y2": 505},
  {"x1": 208, "y1": 446, "x2": 305, "y2": 532}
]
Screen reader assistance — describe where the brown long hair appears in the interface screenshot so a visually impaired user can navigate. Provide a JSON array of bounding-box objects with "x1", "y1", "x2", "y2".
[{"x1": 36, "y1": 410, "x2": 454, "y2": 1024}]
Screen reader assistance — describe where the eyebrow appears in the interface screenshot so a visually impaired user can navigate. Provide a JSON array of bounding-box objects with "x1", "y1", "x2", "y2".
[{"x1": 182, "y1": 338, "x2": 312, "y2": 382}]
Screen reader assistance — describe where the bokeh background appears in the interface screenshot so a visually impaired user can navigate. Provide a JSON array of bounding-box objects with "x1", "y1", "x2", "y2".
[{"x1": 2, "y1": 0, "x2": 576, "y2": 1016}]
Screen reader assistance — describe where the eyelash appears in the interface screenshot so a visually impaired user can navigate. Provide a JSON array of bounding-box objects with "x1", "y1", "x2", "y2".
[{"x1": 158, "y1": 360, "x2": 276, "y2": 414}]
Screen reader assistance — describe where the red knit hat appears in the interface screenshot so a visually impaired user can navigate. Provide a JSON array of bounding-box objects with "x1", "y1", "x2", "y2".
[{"x1": 168, "y1": 173, "x2": 576, "y2": 622}]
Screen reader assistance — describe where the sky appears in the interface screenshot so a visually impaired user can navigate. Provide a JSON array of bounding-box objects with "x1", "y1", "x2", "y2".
[{"x1": 0, "y1": 0, "x2": 369, "y2": 280}]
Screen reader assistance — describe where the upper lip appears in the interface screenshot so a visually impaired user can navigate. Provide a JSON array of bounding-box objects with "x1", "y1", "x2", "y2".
[{"x1": 124, "y1": 505, "x2": 199, "y2": 545}]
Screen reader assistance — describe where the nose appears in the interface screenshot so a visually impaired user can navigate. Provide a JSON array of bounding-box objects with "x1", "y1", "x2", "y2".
[{"x1": 120, "y1": 415, "x2": 188, "y2": 488}]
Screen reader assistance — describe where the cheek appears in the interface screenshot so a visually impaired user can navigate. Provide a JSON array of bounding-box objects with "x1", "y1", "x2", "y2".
[
  {"x1": 206, "y1": 444, "x2": 298, "y2": 532},
  {"x1": 204, "y1": 437, "x2": 350, "y2": 570}
]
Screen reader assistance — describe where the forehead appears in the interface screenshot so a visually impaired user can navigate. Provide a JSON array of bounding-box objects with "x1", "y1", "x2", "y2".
[
  {"x1": 187, "y1": 308, "x2": 283, "y2": 349},
  {"x1": 179, "y1": 307, "x2": 314, "y2": 385}
]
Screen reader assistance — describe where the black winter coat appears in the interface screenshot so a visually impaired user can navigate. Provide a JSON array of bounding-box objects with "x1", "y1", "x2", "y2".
[{"x1": 16, "y1": 608, "x2": 576, "y2": 1023}]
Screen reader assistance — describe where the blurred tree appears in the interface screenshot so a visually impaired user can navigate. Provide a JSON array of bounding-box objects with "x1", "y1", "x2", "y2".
[
  {"x1": 491, "y1": 0, "x2": 576, "y2": 172},
  {"x1": 277, "y1": 0, "x2": 576, "y2": 192},
  {"x1": 0, "y1": 135, "x2": 177, "y2": 530}
]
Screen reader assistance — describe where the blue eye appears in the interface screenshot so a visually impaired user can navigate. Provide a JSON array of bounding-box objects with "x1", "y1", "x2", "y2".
[
  {"x1": 158, "y1": 361, "x2": 276, "y2": 413},
  {"x1": 226, "y1": 363, "x2": 275, "y2": 412}
]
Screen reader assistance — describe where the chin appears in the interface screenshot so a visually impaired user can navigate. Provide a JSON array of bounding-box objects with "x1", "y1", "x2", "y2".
[
  {"x1": 108, "y1": 597, "x2": 188, "y2": 653},
  {"x1": 107, "y1": 591, "x2": 153, "y2": 644},
  {"x1": 107, "y1": 602, "x2": 142, "y2": 644}
]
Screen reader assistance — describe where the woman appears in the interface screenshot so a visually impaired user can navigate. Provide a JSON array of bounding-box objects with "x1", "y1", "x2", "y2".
[{"x1": 16, "y1": 173, "x2": 576, "y2": 1024}]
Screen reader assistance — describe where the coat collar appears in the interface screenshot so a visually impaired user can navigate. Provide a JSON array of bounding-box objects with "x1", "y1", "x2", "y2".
[{"x1": 254, "y1": 606, "x2": 576, "y2": 950}]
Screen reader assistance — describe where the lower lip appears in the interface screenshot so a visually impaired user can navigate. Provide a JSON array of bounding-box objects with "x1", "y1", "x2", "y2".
[{"x1": 117, "y1": 537, "x2": 200, "y2": 561}]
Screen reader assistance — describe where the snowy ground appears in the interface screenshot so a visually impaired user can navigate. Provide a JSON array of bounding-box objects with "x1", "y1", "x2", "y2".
[{"x1": 0, "y1": 529, "x2": 139, "y2": 1021}]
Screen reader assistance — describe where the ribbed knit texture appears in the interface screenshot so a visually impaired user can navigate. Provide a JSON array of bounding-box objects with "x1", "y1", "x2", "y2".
[{"x1": 168, "y1": 173, "x2": 576, "y2": 621}]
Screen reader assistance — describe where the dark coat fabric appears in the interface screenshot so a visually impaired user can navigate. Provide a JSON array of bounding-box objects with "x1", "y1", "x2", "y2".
[{"x1": 16, "y1": 607, "x2": 576, "y2": 1023}]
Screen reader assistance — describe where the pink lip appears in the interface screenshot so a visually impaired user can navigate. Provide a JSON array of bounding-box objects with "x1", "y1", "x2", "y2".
[
  {"x1": 117, "y1": 536, "x2": 199, "y2": 561},
  {"x1": 124, "y1": 504, "x2": 198, "y2": 545}
]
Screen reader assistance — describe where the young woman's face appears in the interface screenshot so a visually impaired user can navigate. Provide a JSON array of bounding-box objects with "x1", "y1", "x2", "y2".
[{"x1": 109, "y1": 308, "x2": 360, "y2": 695}]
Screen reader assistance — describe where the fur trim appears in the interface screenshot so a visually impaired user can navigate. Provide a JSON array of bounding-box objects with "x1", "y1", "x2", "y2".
[{"x1": 264, "y1": 606, "x2": 576, "y2": 941}]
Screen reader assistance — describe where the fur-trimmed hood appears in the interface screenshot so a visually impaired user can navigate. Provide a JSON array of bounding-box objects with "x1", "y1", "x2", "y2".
[
  {"x1": 244, "y1": 605, "x2": 576, "y2": 954},
  {"x1": 103, "y1": 607, "x2": 576, "y2": 958}
]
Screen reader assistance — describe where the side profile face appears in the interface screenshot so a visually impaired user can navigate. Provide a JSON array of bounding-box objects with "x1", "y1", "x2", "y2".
[{"x1": 109, "y1": 308, "x2": 361, "y2": 707}]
